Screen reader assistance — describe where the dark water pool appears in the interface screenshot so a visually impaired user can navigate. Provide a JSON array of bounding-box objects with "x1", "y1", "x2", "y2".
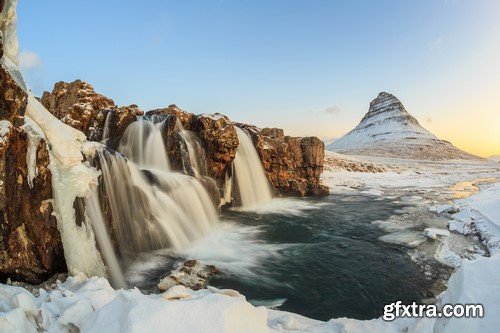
[{"x1": 211, "y1": 194, "x2": 432, "y2": 321}]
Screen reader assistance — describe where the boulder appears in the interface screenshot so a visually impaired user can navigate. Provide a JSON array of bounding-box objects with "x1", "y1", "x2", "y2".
[
  {"x1": 40, "y1": 80, "x2": 144, "y2": 146},
  {"x1": 158, "y1": 259, "x2": 217, "y2": 291}
]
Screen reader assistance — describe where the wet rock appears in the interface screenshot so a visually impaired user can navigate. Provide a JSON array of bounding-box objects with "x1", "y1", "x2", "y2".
[
  {"x1": 147, "y1": 107, "x2": 187, "y2": 172},
  {"x1": 191, "y1": 113, "x2": 239, "y2": 182},
  {"x1": 148, "y1": 109, "x2": 238, "y2": 199},
  {"x1": 103, "y1": 104, "x2": 143, "y2": 150},
  {"x1": 157, "y1": 259, "x2": 217, "y2": 291},
  {"x1": 0, "y1": 47, "x2": 64, "y2": 283}
]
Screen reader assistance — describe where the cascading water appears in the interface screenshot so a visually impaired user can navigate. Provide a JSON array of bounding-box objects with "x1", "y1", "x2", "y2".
[
  {"x1": 178, "y1": 127, "x2": 209, "y2": 178},
  {"x1": 87, "y1": 116, "x2": 219, "y2": 283},
  {"x1": 233, "y1": 126, "x2": 273, "y2": 208},
  {"x1": 119, "y1": 116, "x2": 170, "y2": 171},
  {"x1": 84, "y1": 188, "x2": 127, "y2": 289},
  {"x1": 176, "y1": 121, "x2": 220, "y2": 206}
]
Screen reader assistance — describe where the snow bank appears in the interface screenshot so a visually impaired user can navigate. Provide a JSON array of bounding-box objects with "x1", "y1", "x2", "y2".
[
  {"x1": 450, "y1": 183, "x2": 500, "y2": 253},
  {"x1": 434, "y1": 255, "x2": 500, "y2": 332},
  {"x1": 0, "y1": 275, "x2": 269, "y2": 333}
]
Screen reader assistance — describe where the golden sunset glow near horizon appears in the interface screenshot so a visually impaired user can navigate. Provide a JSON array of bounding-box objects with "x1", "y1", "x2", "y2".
[{"x1": 282, "y1": 88, "x2": 500, "y2": 158}]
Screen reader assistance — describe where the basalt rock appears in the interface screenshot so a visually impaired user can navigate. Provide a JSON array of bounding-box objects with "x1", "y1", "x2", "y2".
[
  {"x1": 237, "y1": 124, "x2": 328, "y2": 197},
  {"x1": 0, "y1": 124, "x2": 66, "y2": 284}
]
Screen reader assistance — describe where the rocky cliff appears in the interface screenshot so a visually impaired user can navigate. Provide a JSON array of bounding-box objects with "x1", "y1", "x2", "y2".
[
  {"x1": 328, "y1": 92, "x2": 481, "y2": 160},
  {"x1": 0, "y1": 31, "x2": 65, "y2": 283},
  {"x1": 42, "y1": 80, "x2": 327, "y2": 199},
  {"x1": 237, "y1": 125, "x2": 328, "y2": 196}
]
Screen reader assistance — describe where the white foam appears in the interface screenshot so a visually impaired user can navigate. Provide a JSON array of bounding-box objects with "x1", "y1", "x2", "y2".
[
  {"x1": 175, "y1": 222, "x2": 286, "y2": 278},
  {"x1": 231, "y1": 197, "x2": 327, "y2": 216}
]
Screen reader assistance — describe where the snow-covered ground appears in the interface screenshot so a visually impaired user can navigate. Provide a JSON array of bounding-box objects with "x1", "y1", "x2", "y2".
[{"x1": 1, "y1": 152, "x2": 499, "y2": 332}]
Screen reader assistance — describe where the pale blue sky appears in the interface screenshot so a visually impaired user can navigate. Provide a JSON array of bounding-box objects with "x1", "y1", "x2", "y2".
[{"x1": 17, "y1": 0, "x2": 500, "y2": 156}]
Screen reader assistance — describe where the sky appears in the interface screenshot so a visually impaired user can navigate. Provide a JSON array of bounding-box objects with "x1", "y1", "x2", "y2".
[{"x1": 17, "y1": 0, "x2": 500, "y2": 157}]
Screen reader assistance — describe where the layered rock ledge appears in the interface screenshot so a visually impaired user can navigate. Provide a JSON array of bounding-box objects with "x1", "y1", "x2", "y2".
[{"x1": 41, "y1": 80, "x2": 328, "y2": 198}]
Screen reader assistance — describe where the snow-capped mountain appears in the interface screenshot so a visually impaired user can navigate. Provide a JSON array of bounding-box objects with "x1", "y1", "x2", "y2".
[{"x1": 327, "y1": 92, "x2": 480, "y2": 160}]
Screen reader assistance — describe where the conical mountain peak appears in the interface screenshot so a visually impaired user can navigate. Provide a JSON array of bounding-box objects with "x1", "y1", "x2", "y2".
[{"x1": 327, "y1": 92, "x2": 480, "y2": 160}]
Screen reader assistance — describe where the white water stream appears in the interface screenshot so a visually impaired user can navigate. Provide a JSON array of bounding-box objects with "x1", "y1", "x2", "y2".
[{"x1": 233, "y1": 127, "x2": 273, "y2": 209}]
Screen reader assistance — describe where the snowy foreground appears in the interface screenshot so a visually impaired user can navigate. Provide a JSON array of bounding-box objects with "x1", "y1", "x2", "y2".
[{"x1": 1, "y1": 154, "x2": 500, "y2": 333}]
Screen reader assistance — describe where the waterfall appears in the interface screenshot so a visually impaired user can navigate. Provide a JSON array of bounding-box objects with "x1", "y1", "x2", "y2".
[
  {"x1": 92, "y1": 116, "x2": 219, "y2": 267},
  {"x1": 118, "y1": 116, "x2": 170, "y2": 171},
  {"x1": 178, "y1": 128, "x2": 209, "y2": 178},
  {"x1": 233, "y1": 127, "x2": 273, "y2": 208},
  {"x1": 85, "y1": 188, "x2": 127, "y2": 289},
  {"x1": 176, "y1": 121, "x2": 220, "y2": 206},
  {"x1": 101, "y1": 111, "x2": 112, "y2": 144}
]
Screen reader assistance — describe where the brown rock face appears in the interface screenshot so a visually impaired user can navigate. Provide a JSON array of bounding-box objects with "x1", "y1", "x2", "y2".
[
  {"x1": 149, "y1": 105, "x2": 194, "y2": 130},
  {"x1": 237, "y1": 124, "x2": 328, "y2": 197},
  {"x1": 41, "y1": 80, "x2": 116, "y2": 141},
  {"x1": 191, "y1": 114, "x2": 239, "y2": 181},
  {"x1": 0, "y1": 126, "x2": 66, "y2": 284},
  {"x1": 40, "y1": 80, "x2": 145, "y2": 147},
  {"x1": 147, "y1": 105, "x2": 193, "y2": 172},
  {"x1": 103, "y1": 104, "x2": 144, "y2": 150},
  {"x1": 0, "y1": 45, "x2": 65, "y2": 283},
  {"x1": 0, "y1": 64, "x2": 26, "y2": 126}
]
